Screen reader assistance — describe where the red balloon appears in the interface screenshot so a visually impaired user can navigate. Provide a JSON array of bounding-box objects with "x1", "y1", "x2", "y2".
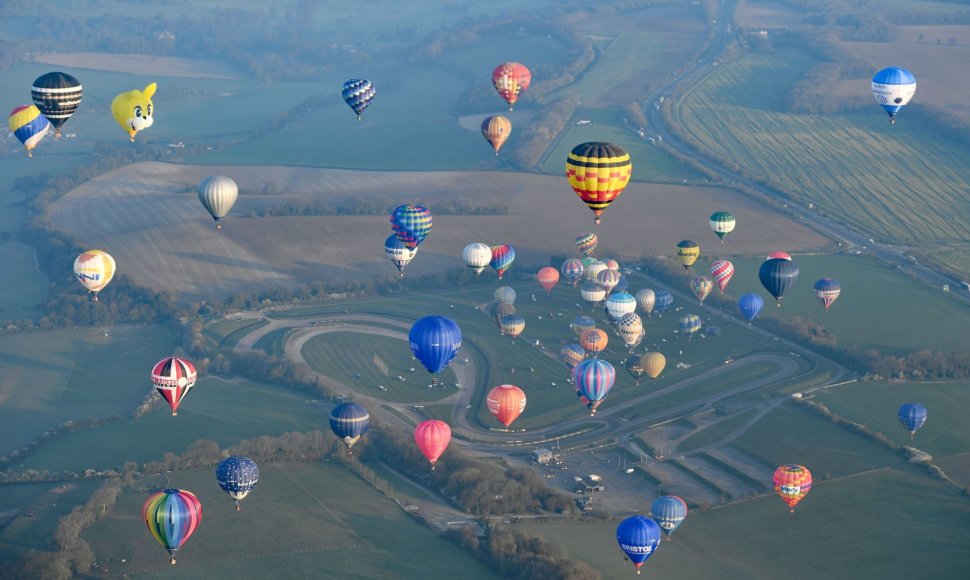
[
  {"x1": 537, "y1": 267, "x2": 560, "y2": 293},
  {"x1": 487, "y1": 385, "x2": 527, "y2": 429},
  {"x1": 414, "y1": 420, "x2": 452, "y2": 468}
]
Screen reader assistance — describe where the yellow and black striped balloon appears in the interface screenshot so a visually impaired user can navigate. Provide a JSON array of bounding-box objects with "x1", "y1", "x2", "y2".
[{"x1": 565, "y1": 142, "x2": 632, "y2": 224}]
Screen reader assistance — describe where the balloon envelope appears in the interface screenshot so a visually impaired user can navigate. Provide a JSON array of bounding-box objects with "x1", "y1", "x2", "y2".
[
  {"x1": 635, "y1": 289, "x2": 656, "y2": 314},
  {"x1": 676, "y1": 240, "x2": 700, "y2": 269},
  {"x1": 151, "y1": 356, "x2": 197, "y2": 416},
  {"x1": 573, "y1": 359, "x2": 615, "y2": 413},
  {"x1": 342, "y1": 79, "x2": 376, "y2": 118},
  {"x1": 773, "y1": 464, "x2": 812, "y2": 512},
  {"x1": 561, "y1": 258, "x2": 584, "y2": 286},
  {"x1": 560, "y1": 343, "x2": 586, "y2": 370},
  {"x1": 576, "y1": 232, "x2": 598, "y2": 256},
  {"x1": 537, "y1": 267, "x2": 560, "y2": 292},
  {"x1": 492, "y1": 62, "x2": 531, "y2": 110},
  {"x1": 409, "y1": 316, "x2": 462, "y2": 375},
  {"x1": 390, "y1": 204, "x2": 432, "y2": 250},
  {"x1": 329, "y1": 402, "x2": 371, "y2": 451},
  {"x1": 711, "y1": 260, "x2": 734, "y2": 293},
  {"x1": 490, "y1": 244, "x2": 515, "y2": 279},
  {"x1": 463, "y1": 242, "x2": 491, "y2": 276},
  {"x1": 616, "y1": 515, "x2": 662, "y2": 572},
  {"x1": 385, "y1": 235, "x2": 416, "y2": 275},
  {"x1": 738, "y1": 293, "x2": 764, "y2": 322},
  {"x1": 872, "y1": 67, "x2": 916, "y2": 122},
  {"x1": 654, "y1": 291, "x2": 673, "y2": 313},
  {"x1": 197, "y1": 175, "x2": 238, "y2": 226},
  {"x1": 898, "y1": 403, "x2": 927, "y2": 437},
  {"x1": 216, "y1": 456, "x2": 259, "y2": 509},
  {"x1": 481, "y1": 115, "x2": 511, "y2": 153},
  {"x1": 414, "y1": 420, "x2": 451, "y2": 467},
  {"x1": 494, "y1": 286, "x2": 516, "y2": 305},
  {"x1": 73, "y1": 250, "x2": 116, "y2": 297},
  {"x1": 580, "y1": 328, "x2": 608, "y2": 356},
  {"x1": 690, "y1": 277, "x2": 713, "y2": 303},
  {"x1": 759, "y1": 258, "x2": 800, "y2": 306},
  {"x1": 9, "y1": 105, "x2": 50, "y2": 155},
  {"x1": 143, "y1": 489, "x2": 202, "y2": 564},
  {"x1": 710, "y1": 211, "x2": 735, "y2": 241},
  {"x1": 32, "y1": 71, "x2": 83, "y2": 135},
  {"x1": 606, "y1": 292, "x2": 637, "y2": 321},
  {"x1": 642, "y1": 352, "x2": 666, "y2": 380},
  {"x1": 813, "y1": 278, "x2": 841, "y2": 311},
  {"x1": 651, "y1": 495, "x2": 688, "y2": 537},
  {"x1": 566, "y1": 142, "x2": 632, "y2": 224},
  {"x1": 111, "y1": 83, "x2": 155, "y2": 141},
  {"x1": 487, "y1": 385, "x2": 527, "y2": 428}
]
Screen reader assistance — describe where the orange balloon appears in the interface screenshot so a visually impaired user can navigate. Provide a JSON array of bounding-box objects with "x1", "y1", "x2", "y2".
[
  {"x1": 481, "y1": 115, "x2": 511, "y2": 154},
  {"x1": 537, "y1": 267, "x2": 560, "y2": 293},
  {"x1": 773, "y1": 464, "x2": 812, "y2": 512},
  {"x1": 580, "y1": 328, "x2": 608, "y2": 356},
  {"x1": 487, "y1": 384, "x2": 527, "y2": 429}
]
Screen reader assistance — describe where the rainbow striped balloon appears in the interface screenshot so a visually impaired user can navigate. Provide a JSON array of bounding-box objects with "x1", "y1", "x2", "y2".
[
  {"x1": 142, "y1": 489, "x2": 202, "y2": 565},
  {"x1": 489, "y1": 244, "x2": 515, "y2": 280},
  {"x1": 390, "y1": 204, "x2": 432, "y2": 251},
  {"x1": 8, "y1": 105, "x2": 50, "y2": 157}
]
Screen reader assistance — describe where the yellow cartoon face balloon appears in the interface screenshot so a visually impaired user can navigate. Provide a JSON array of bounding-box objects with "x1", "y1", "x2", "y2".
[{"x1": 111, "y1": 82, "x2": 155, "y2": 141}]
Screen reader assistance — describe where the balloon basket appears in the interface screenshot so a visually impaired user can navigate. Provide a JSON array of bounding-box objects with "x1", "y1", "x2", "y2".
[
  {"x1": 170, "y1": 557, "x2": 177, "y2": 565},
  {"x1": 235, "y1": 504, "x2": 241, "y2": 511}
]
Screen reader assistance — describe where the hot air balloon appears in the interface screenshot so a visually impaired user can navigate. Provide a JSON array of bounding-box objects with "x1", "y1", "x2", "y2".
[
  {"x1": 560, "y1": 343, "x2": 586, "y2": 370},
  {"x1": 409, "y1": 316, "x2": 461, "y2": 379},
  {"x1": 676, "y1": 240, "x2": 700, "y2": 270},
  {"x1": 490, "y1": 302, "x2": 516, "y2": 329},
  {"x1": 487, "y1": 384, "x2": 526, "y2": 430},
  {"x1": 615, "y1": 275, "x2": 630, "y2": 294},
  {"x1": 580, "y1": 328, "x2": 608, "y2": 357},
  {"x1": 385, "y1": 235, "x2": 417, "y2": 276},
  {"x1": 585, "y1": 260, "x2": 608, "y2": 282},
  {"x1": 597, "y1": 269, "x2": 621, "y2": 295},
  {"x1": 151, "y1": 356, "x2": 197, "y2": 416},
  {"x1": 414, "y1": 419, "x2": 451, "y2": 469},
  {"x1": 625, "y1": 355, "x2": 645, "y2": 384},
  {"x1": 580, "y1": 281, "x2": 606, "y2": 307},
  {"x1": 813, "y1": 278, "x2": 841, "y2": 312},
  {"x1": 143, "y1": 489, "x2": 202, "y2": 565},
  {"x1": 73, "y1": 250, "x2": 116, "y2": 300},
  {"x1": 606, "y1": 292, "x2": 637, "y2": 321},
  {"x1": 463, "y1": 242, "x2": 492, "y2": 278},
  {"x1": 500, "y1": 313, "x2": 525, "y2": 341},
  {"x1": 492, "y1": 62, "x2": 531, "y2": 111},
  {"x1": 738, "y1": 293, "x2": 764, "y2": 323},
  {"x1": 603, "y1": 258, "x2": 621, "y2": 272},
  {"x1": 390, "y1": 204, "x2": 432, "y2": 251},
  {"x1": 690, "y1": 277, "x2": 713, "y2": 304},
  {"x1": 654, "y1": 291, "x2": 673, "y2": 314},
  {"x1": 898, "y1": 403, "x2": 927, "y2": 439},
  {"x1": 8, "y1": 105, "x2": 50, "y2": 157},
  {"x1": 566, "y1": 142, "x2": 633, "y2": 224},
  {"x1": 651, "y1": 495, "x2": 688, "y2": 537},
  {"x1": 773, "y1": 464, "x2": 812, "y2": 513},
  {"x1": 329, "y1": 402, "x2": 370, "y2": 452},
  {"x1": 573, "y1": 359, "x2": 616, "y2": 414},
  {"x1": 572, "y1": 315, "x2": 596, "y2": 338},
  {"x1": 642, "y1": 352, "x2": 666, "y2": 380},
  {"x1": 759, "y1": 257, "x2": 800, "y2": 307},
  {"x1": 215, "y1": 456, "x2": 259, "y2": 511},
  {"x1": 481, "y1": 115, "x2": 511, "y2": 154},
  {"x1": 576, "y1": 232, "x2": 598, "y2": 257},
  {"x1": 197, "y1": 175, "x2": 238, "y2": 229},
  {"x1": 710, "y1": 260, "x2": 734, "y2": 294},
  {"x1": 342, "y1": 79, "x2": 375, "y2": 120},
  {"x1": 616, "y1": 515, "x2": 662, "y2": 574},
  {"x1": 537, "y1": 267, "x2": 560, "y2": 293},
  {"x1": 111, "y1": 83, "x2": 155, "y2": 141},
  {"x1": 872, "y1": 67, "x2": 916, "y2": 124},
  {"x1": 767, "y1": 251, "x2": 791, "y2": 261},
  {"x1": 617, "y1": 313, "x2": 644, "y2": 349},
  {"x1": 561, "y1": 258, "x2": 584, "y2": 286},
  {"x1": 490, "y1": 244, "x2": 515, "y2": 279},
  {"x1": 709, "y1": 211, "x2": 735, "y2": 243},
  {"x1": 636, "y1": 289, "x2": 656, "y2": 315},
  {"x1": 679, "y1": 314, "x2": 702, "y2": 338},
  {"x1": 31, "y1": 71, "x2": 83, "y2": 137},
  {"x1": 494, "y1": 286, "x2": 516, "y2": 305},
  {"x1": 580, "y1": 256, "x2": 597, "y2": 271}
]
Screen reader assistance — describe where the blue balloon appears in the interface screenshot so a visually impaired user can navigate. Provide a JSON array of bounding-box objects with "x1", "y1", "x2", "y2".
[
  {"x1": 216, "y1": 456, "x2": 259, "y2": 510},
  {"x1": 615, "y1": 275, "x2": 629, "y2": 294},
  {"x1": 617, "y1": 515, "x2": 662, "y2": 573},
  {"x1": 342, "y1": 79, "x2": 375, "y2": 119},
  {"x1": 654, "y1": 290, "x2": 673, "y2": 313},
  {"x1": 872, "y1": 67, "x2": 916, "y2": 122},
  {"x1": 573, "y1": 359, "x2": 615, "y2": 414},
  {"x1": 759, "y1": 258, "x2": 799, "y2": 306},
  {"x1": 898, "y1": 403, "x2": 927, "y2": 438},
  {"x1": 409, "y1": 316, "x2": 462, "y2": 376},
  {"x1": 738, "y1": 293, "x2": 764, "y2": 322},
  {"x1": 329, "y1": 402, "x2": 370, "y2": 452},
  {"x1": 651, "y1": 495, "x2": 688, "y2": 537}
]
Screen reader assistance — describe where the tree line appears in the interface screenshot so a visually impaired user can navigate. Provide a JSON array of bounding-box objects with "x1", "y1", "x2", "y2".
[{"x1": 256, "y1": 196, "x2": 509, "y2": 218}]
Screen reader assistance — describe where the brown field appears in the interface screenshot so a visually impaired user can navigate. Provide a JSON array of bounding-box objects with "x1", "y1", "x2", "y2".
[
  {"x1": 29, "y1": 52, "x2": 244, "y2": 79},
  {"x1": 48, "y1": 162, "x2": 829, "y2": 301},
  {"x1": 735, "y1": 0, "x2": 802, "y2": 30},
  {"x1": 838, "y1": 29, "x2": 970, "y2": 121}
]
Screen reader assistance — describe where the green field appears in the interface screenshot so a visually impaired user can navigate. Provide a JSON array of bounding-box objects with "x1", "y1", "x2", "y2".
[
  {"x1": 252, "y1": 326, "x2": 292, "y2": 356},
  {"x1": 677, "y1": 408, "x2": 760, "y2": 453},
  {"x1": 83, "y1": 462, "x2": 497, "y2": 579},
  {"x1": 675, "y1": 49, "x2": 970, "y2": 273},
  {"x1": 203, "y1": 317, "x2": 269, "y2": 350},
  {"x1": 814, "y1": 380, "x2": 970, "y2": 457},
  {"x1": 0, "y1": 480, "x2": 101, "y2": 564},
  {"x1": 14, "y1": 377, "x2": 328, "y2": 473},
  {"x1": 730, "y1": 402, "x2": 902, "y2": 479},
  {"x1": 519, "y1": 466, "x2": 970, "y2": 578},
  {"x1": 0, "y1": 325, "x2": 178, "y2": 458},
  {"x1": 704, "y1": 253, "x2": 970, "y2": 355}
]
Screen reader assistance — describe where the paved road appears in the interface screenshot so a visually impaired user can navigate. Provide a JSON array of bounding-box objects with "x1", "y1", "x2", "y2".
[{"x1": 641, "y1": 0, "x2": 970, "y2": 305}]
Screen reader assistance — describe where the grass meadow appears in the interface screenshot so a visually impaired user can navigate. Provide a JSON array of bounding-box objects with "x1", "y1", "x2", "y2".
[
  {"x1": 0, "y1": 325, "x2": 178, "y2": 458},
  {"x1": 675, "y1": 50, "x2": 970, "y2": 272},
  {"x1": 83, "y1": 462, "x2": 496, "y2": 579},
  {"x1": 699, "y1": 252, "x2": 970, "y2": 355},
  {"x1": 518, "y1": 465, "x2": 970, "y2": 579},
  {"x1": 0, "y1": 480, "x2": 101, "y2": 564}
]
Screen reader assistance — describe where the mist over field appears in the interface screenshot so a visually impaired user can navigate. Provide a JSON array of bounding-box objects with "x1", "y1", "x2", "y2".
[{"x1": 1, "y1": 1, "x2": 970, "y2": 578}]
